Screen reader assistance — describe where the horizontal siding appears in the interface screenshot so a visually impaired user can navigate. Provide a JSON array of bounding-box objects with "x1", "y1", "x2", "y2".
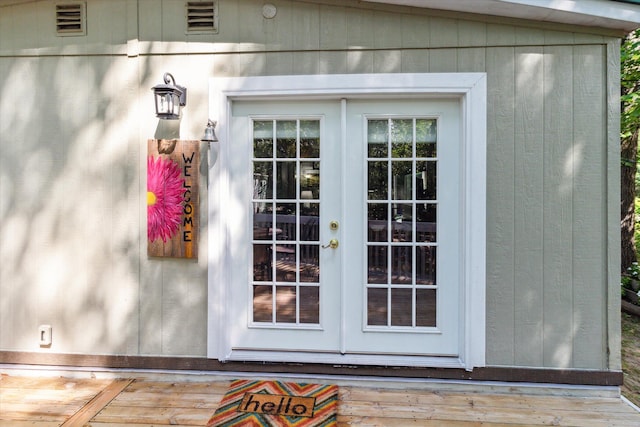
[{"x1": 0, "y1": 0, "x2": 617, "y2": 370}]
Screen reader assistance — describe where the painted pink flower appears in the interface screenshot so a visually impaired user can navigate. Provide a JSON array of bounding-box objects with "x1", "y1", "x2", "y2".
[{"x1": 147, "y1": 156, "x2": 185, "y2": 242}]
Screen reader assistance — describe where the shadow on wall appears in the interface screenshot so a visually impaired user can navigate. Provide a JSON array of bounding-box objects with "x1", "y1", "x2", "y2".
[
  {"x1": 0, "y1": 55, "x2": 142, "y2": 354},
  {"x1": 0, "y1": 53, "x2": 212, "y2": 356}
]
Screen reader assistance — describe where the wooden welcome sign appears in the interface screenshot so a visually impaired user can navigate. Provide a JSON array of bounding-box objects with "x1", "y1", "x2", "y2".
[{"x1": 147, "y1": 139, "x2": 200, "y2": 259}]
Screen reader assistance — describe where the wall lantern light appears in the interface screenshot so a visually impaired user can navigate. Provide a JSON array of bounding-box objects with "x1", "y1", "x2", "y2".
[
  {"x1": 152, "y1": 72, "x2": 187, "y2": 120},
  {"x1": 201, "y1": 119, "x2": 218, "y2": 143}
]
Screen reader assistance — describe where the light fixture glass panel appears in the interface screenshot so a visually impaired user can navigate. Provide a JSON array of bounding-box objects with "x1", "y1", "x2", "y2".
[{"x1": 155, "y1": 94, "x2": 169, "y2": 115}]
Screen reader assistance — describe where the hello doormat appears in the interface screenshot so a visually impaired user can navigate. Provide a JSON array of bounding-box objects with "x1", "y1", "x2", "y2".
[{"x1": 206, "y1": 379, "x2": 338, "y2": 427}]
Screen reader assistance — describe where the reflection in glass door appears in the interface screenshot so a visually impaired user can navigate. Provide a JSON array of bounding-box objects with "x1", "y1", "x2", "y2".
[
  {"x1": 251, "y1": 119, "x2": 322, "y2": 325},
  {"x1": 366, "y1": 118, "x2": 439, "y2": 329}
]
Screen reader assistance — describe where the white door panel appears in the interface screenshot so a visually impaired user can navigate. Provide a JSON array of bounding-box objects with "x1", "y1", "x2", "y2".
[
  {"x1": 343, "y1": 99, "x2": 461, "y2": 356},
  {"x1": 227, "y1": 101, "x2": 342, "y2": 352}
]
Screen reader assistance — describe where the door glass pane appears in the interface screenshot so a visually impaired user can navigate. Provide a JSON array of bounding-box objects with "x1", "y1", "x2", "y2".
[
  {"x1": 252, "y1": 119, "x2": 322, "y2": 326},
  {"x1": 367, "y1": 204, "x2": 388, "y2": 242},
  {"x1": 253, "y1": 202, "x2": 273, "y2": 240},
  {"x1": 416, "y1": 161, "x2": 436, "y2": 200},
  {"x1": 276, "y1": 120, "x2": 297, "y2": 158},
  {"x1": 276, "y1": 203, "x2": 296, "y2": 241},
  {"x1": 301, "y1": 203, "x2": 319, "y2": 241},
  {"x1": 391, "y1": 288, "x2": 413, "y2": 326},
  {"x1": 416, "y1": 247, "x2": 436, "y2": 285},
  {"x1": 392, "y1": 203, "x2": 412, "y2": 242},
  {"x1": 300, "y1": 120, "x2": 320, "y2": 158},
  {"x1": 367, "y1": 288, "x2": 388, "y2": 326},
  {"x1": 253, "y1": 121, "x2": 273, "y2": 158},
  {"x1": 253, "y1": 162, "x2": 273, "y2": 199},
  {"x1": 392, "y1": 161, "x2": 412, "y2": 200},
  {"x1": 300, "y1": 244, "x2": 319, "y2": 282},
  {"x1": 416, "y1": 203, "x2": 436, "y2": 242},
  {"x1": 391, "y1": 119, "x2": 413, "y2": 158},
  {"x1": 368, "y1": 161, "x2": 388, "y2": 200},
  {"x1": 300, "y1": 161, "x2": 320, "y2": 199},
  {"x1": 416, "y1": 119, "x2": 437, "y2": 157},
  {"x1": 366, "y1": 117, "x2": 438, "y2": 329},
  {"x1": 276, "y1": 162, "x2": 296, "y2": 199},
  {"x1": 368, "y1": 119, "x2": 388, "y2": 157},
  {"x1": 391, "y1": 246, "x2": 412, "y2": 284},
  {"x1": 300, "y1": 286, "x2": 320, "y2": 323},
  {"x1": 416, "y1": 289, "x2": 437, "y2": 327},
  {"x1": 276, "y1": 286, "x2": 297, "y2": 323},
  {"x1": 276, "y1": 244, "x2": 296, "y2": 282},
  {"x1": 253, "y1": 285, "x2": 273, "y2": 322},
  {"x1": 367, "y1": 246, "x2": 387, "y2": 284},
  {"x1": 253, "y1": 244, "x2": 273, "y2": 281}
]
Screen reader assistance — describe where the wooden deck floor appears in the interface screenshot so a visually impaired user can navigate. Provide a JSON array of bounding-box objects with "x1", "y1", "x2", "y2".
[{"x1": 1, "y1": 371, "x2": 640, "y2": 426}]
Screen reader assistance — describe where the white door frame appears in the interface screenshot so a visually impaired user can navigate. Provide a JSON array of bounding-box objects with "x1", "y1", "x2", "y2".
[{"x1": 207, "y1": 73, "x2": 487, "y2": 370}]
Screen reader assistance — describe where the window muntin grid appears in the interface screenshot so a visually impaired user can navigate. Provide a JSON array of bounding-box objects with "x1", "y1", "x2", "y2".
[
  {"x1": 252, "y1": 119, "x2": 321, "y2": 326},
  {"x1": 366, "y1": 117, "x2": 438, "y2": 329}
]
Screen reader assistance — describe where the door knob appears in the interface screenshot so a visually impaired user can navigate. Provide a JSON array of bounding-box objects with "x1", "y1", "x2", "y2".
[{"x1": 322, "y1": 239, "x2": 339, "y2": 249}]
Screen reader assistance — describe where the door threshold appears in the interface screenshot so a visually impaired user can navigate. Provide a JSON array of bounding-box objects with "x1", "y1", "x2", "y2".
[{"x1": 224, "y1": 349, "x2": 465, "y2": 369}]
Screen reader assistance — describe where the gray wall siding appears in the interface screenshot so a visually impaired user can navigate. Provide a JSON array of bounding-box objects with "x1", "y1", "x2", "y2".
[{"x1": 0, "y1": 0, "x2": 619, "y2": 370}]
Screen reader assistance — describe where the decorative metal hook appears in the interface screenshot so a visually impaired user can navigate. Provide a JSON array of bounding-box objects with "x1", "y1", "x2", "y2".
[{"x1": 163, "y1": 72, "x2": 176, "y2": 85}]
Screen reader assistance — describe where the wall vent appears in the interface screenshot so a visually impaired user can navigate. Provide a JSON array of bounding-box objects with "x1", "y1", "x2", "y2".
[
  {"x1": 56, "y1": 2, "x2": 86, "y2": 36},
  {"x1": 186, "y1": 1, "x2": 218, "y2": 34}
]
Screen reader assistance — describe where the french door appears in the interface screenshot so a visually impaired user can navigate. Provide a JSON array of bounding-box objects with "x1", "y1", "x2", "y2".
[{"x1": 223, "y1": 97, "x2": 463, "y2": 364}]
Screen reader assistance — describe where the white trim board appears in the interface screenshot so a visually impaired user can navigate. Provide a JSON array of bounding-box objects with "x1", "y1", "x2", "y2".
[
  {"x1": 207, "y1": 73, "x2": 487, "y2": 371},
  {"x1": 362, "y1": 0, "x2": 640, "y2": 32}
]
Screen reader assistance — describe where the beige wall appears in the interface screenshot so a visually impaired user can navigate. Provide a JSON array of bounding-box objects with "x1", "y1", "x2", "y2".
[{"x1": 0, "y1": 0, "x2": 621, "y2": 370}]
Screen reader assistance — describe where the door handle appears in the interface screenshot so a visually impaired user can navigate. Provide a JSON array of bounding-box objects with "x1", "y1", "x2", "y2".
[{"x1": 322, "y1": 239, "x2": 339, "y2": 249}]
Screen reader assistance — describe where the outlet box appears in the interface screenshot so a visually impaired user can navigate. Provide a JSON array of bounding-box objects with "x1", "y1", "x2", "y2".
[{"x1": 38, "y1": 324, "x2": 52, "y2": 347}]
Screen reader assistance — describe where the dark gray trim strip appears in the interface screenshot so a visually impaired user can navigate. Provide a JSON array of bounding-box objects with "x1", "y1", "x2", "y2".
[{"x1": 0, "y1": 351, "x2": 623, "y2": 386}]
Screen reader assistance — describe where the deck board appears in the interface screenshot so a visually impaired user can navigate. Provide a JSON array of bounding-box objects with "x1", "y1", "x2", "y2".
[
  {"x1": 0, "y1": 373, "x2": 639, "y2": 426},
  {"x1": 61, "y1": 378, "x2": 134, "y2": 426},
  {"x1": 0, "y1": 374, "x2": 114, "y2": 424}
]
